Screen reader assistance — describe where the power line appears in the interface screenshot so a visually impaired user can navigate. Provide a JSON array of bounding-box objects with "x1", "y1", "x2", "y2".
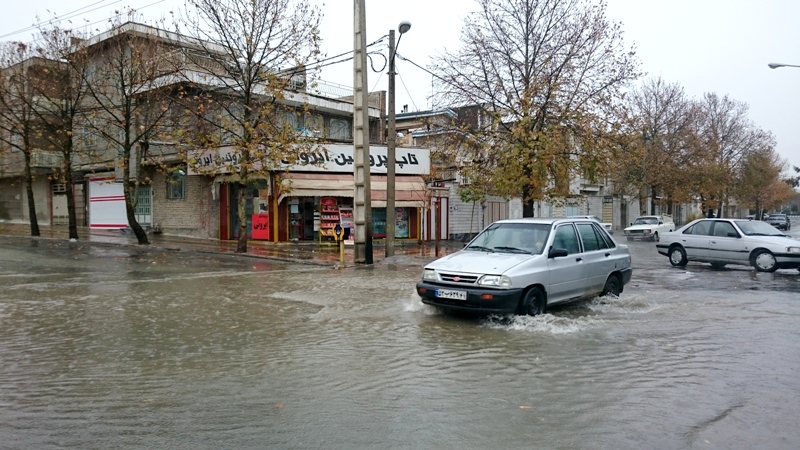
[{"x1": 0, "y1": 0, "x2": 130, "y2": 39}]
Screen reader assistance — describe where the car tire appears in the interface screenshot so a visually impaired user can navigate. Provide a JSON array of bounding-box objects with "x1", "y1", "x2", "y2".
[
  {"x1": 518, "y1": 287, "x2": 546, "y2": 316},
  {"x1": 752, "y1": 250, "x2": 779, "y2": 273},
  {"x1": 601, "y1": 275, "x2": 622, "y2": 297},
  {"x1": 653, "y1": 232, "x2": 659, "y2": 242},
  {"x1": 669, "y1": 246, "x2": 687, "y2": 267}
]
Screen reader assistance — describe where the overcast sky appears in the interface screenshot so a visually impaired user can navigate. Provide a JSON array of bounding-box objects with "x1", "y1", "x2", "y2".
[{"x1": 2, "y1": 0, "x2": 799, "y2": 171}]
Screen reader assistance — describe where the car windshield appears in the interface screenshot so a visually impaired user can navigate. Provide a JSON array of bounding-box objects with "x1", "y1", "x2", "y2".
[
  {"x1": 633, "y1": 217, "x2": 658, "y2": 225},
  {"x1": 734, "y1": 220, "x2": 786, "y2": 236},
  {"x1": 769, "y1": 215, "x2": 787, "y2": 220},
  {"x1": 465, "y1": 222, "x2": 551, "y2": 254}
]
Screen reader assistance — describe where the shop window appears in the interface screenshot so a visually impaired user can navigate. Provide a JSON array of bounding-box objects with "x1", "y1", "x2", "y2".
[{"x1": 167, "y1": 169, "x2": 186, "y2": 199}]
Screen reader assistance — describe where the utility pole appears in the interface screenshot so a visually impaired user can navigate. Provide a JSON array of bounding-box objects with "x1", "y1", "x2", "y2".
[
  {"x1": 353, "y1": 0, "x2": 373, "y2": 264},
  {"x1": 385, "y1": 29, "x2": 397, "y2": 258},
  {"x1": 386, "y1": 21, "x2": 410, "y2": 258}
]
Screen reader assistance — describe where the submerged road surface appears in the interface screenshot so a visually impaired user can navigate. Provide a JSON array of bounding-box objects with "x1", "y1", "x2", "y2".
[{"x1": 1, "y1": 237, "x2": 799, "y2": 449}]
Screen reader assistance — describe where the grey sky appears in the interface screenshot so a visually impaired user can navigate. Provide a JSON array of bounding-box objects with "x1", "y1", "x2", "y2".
[{"x1": 3, "y1": 0, "x2": 799, "y2": 172}]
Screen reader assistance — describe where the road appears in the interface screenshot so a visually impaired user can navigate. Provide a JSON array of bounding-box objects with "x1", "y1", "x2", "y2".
[{"x1": 1, "y1": 233, "x2": 799, "y2": 449}]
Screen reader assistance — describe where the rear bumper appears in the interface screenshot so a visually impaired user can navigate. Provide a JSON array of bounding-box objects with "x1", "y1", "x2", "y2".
[
  {"x1": 416, "y1": 282, "x2": 524, "y2": 314},
  {"x1": 620, "y1": 267, "x2": 633, "y2": 286}
]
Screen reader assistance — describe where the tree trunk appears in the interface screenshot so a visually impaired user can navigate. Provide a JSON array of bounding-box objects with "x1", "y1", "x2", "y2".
[
  {"x1": 23, "y1": 152, "x2": 40, "y2": 236},
  {"x1": 124, "y1": 183, "x2": 149, "y2": 245},
  {"x1": 236, "y1": 182, "x2": 248, "y2": 253},
  {"x1": 65, "y1": 175, "x2": 79, "y2": 240}
]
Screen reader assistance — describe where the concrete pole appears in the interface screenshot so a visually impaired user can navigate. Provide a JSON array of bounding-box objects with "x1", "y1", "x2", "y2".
[
  {"x1": 385, "y1": 29, "x2": 396, "y2": 258},
  {"x1": 353, "y1": 0, "x2": 373, "y2": 264}
]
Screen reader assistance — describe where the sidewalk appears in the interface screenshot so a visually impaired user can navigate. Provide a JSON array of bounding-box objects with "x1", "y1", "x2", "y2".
[{"x1": 0, "y1": 221, "x2": 460, "y2": 267}]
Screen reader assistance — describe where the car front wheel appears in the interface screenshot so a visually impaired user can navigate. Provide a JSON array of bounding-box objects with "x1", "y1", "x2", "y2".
[
  {"x1": 669, "y1": 246, "x2": 688, "y2": 267},
  {"x1": 652, "y1": 232, "x2": 659, "y2": 242},
  {"x1": 518, "y1": 287, "x2": 546, "y2": 316},
  {"x1": 752, "y1": 250, "x2": 778, "y2": 273}
]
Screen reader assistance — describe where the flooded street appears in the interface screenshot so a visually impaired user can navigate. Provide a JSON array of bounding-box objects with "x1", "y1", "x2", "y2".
[{"x1": 2, "y1": 237, "x2": 800, "y2": 449}]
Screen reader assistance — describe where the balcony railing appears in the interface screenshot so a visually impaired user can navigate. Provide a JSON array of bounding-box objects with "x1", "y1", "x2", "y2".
[{"x1": 30, "y1": 150, "x2": 63, "y2": 168}]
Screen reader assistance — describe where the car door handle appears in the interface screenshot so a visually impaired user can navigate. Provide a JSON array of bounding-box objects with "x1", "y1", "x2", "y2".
[
  {"x1": 710, "y1": 241, "x2": 716, "y2": 244},
  {"x1": 575, "y1": 257, "x2": 583, "y2": 262},
  {"x1": 605, "y1": 253, "x2": 611, "y2": 257}
]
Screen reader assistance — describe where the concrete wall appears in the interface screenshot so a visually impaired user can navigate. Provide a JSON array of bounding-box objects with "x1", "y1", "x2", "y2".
[{"x1": 0, "y1": 178, "x2": 24, "y2": 221}]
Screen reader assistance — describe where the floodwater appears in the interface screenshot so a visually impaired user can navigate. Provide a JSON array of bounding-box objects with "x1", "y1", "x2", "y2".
[{"x1": 1, "y1": 237, "x2": 800, "y2": 449}]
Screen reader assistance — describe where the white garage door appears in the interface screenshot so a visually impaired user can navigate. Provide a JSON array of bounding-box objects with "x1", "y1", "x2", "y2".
[{"x1": 88, "y1": 175, "x2": 127, "y2": 229}]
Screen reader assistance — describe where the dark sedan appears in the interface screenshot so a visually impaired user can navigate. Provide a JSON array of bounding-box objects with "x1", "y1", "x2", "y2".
[{"x1": 767, "y1": 214, "x2": 791, "y2": 231}]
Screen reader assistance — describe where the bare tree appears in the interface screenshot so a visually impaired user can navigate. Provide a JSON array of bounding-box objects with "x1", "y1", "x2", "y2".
[
  {"x1": 74, "y1": 20, "x2": 177, "y2": 245},
  {"x1": 693, "y1": 93, "x2": 767, "y2": 217},
  {"x1": 24, "y1": 23, "x2": 94, "y2": 240},
  {"x1": 431, "y1": 0, "x2": 639, "y2": 215},
  {"x1": 610, "y1": 77, "x2": 697, "y2": 214},
  {"x1": 174, "y1": 0, "x2": 321, "y2": 253},
  {"x1": 0, "y1": 42, "x2": 42, "y2": 236}
]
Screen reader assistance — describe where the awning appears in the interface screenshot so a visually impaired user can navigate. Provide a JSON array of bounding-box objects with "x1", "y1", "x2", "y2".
[{"x1": 278, "y1": 173, "x2": 427, "y2": 207}]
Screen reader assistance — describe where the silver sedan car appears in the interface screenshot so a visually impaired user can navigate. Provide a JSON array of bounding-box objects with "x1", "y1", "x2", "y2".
[
  {"x1": 656, "y1": 218, "x2": 800, "y2": 272},
  {"x1": 416, "y1": 218, "x2": 633, "y2": 316}
]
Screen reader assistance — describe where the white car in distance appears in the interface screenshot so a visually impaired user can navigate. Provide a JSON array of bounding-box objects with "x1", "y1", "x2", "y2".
[
  {"x1": 624, "y1": 215, "x2": 675, "y2": 242},
  {"x1": 568, "y1": 215, "x2": 613, "y2": 235}
]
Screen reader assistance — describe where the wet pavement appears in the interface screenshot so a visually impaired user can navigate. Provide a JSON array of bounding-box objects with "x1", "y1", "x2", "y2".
[
  {"x1": 0, "y1": 221, "x2": 458, "y2": 267},
  {"x1": 2, "y1": 221, "x2": 800, "y2": 449}
]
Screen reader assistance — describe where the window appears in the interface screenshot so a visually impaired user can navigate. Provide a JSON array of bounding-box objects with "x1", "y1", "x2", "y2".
[
  {"x1": 594, "y1": 223, "x2": 614, "y2": 249},
  {"x1": 167, "y1": 169, "x2": 186, "y2": 199},
  {"x1": 685, "y1": 220, "x2": 711, "y2": 236},
  {"x1": 565, "y1": 204, "x2": 580, "y2": 216},
  {"x1": 712, "y1": 221, "x2": 737, "y2": 237},
  {"x1": 553, "y1": 224, "x2": 581, "y2": 255},
  {"x1": 329, "y1": 118, "x2": 351, "y2": 140},
  {"x1": 278, "y1": 110, "x2": 298, "y2": 130},
  {"x1": 577, "y1": 223, "x2": 601, "y2": 252}
]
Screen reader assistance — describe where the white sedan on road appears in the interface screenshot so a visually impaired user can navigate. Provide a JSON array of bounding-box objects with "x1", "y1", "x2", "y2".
[{"x1": 656, "y1": 218, "x2": 800, "y2": 272}]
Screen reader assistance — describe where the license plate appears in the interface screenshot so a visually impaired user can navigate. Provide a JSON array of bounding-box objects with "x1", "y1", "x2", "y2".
[{"x1": 435, "y1": 289, "x2": 467, "y2": 300}]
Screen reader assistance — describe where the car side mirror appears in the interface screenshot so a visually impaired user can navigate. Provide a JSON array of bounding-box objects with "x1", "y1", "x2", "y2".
[{"x1": 548, "y1": 247, "x2": 569, "y2": 258}]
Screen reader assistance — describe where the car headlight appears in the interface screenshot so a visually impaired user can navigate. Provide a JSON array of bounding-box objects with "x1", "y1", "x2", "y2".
[
  {"x1": 787, "y1": 247, "x2": 800, "y2": 253},
  {"x1": 643, "y1": 229, "x2": 652, "y2": 234},
  {"x1": 477, "y1": 274, "x2": 512, "y2": 288},
  {"x1": 422, "y1": 269, "x2": 437, "y2": 281}
]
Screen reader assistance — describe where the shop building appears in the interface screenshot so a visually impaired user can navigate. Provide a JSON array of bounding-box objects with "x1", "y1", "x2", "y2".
[{"x1": 191, "y1": 143, "x2": 430, "y2": 243}]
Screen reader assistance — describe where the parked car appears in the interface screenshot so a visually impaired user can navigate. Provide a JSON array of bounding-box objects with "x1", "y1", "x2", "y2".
[
  {"x1": 623, "y1": 215, "x2": 675, "y2": 242},
  {"x1": 568, "y1": 215, "x2": 613, "y2": 234},
  {"x1": 415, "y1": 218, "x2": 633, "y2": 315},
  {"x1": 766, "y1": 214, "x2": 791, "y2": 230},
  {"x1": 655, "y1": 218, "x2": 800, "y2": 273}
]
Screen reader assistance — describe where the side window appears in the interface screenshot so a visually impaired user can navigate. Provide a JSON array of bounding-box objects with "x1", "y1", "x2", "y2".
[
  {"x1": 712, "y1": 221, "x2": 737, "y2": 237},
  {"x1": 687, "y1": 221, "x2": 711, "y2": 236},
  {"x1": 553, "y1": 224, "x2": 581, "y2": 255},
  {"x1": 592, "y1": 223, "x2": 613, "y2": 249},
  {"x1": 577, "y1": 223, "x2": 600, "y2": 252}
]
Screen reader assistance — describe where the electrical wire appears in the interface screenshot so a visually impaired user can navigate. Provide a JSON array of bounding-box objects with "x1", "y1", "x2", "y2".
[{"x1": 0, "y1": 0, "x2": 136, "y2": 39}]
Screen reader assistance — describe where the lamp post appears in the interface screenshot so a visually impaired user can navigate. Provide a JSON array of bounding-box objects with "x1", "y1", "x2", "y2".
[
  {"x1": 768, "y1": 62, "x2": 800, "y2": 69},
  {"x1": 386, "y1": 20, "x2": 411, "y2": 258}
]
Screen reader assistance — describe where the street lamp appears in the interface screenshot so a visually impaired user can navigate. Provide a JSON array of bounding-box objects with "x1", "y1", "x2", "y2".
[
  {"x1": 386, "y1": 20, "x2": 411, "y2": 258},
  {"x1": 768, "y1": 62, "x2": 800, "y2": 69}
]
